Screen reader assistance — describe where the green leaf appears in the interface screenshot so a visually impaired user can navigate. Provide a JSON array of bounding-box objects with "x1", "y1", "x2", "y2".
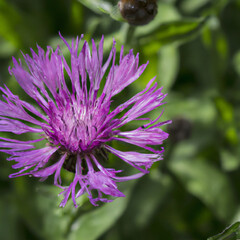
[
  {"x1": 35, "y1": 185, "x2": 76, "y2": 240},
  {"x1": 77, "y1": 0, "x2": 112, "y2": 14},
  {"x1": 13, "y1": 180, "x2": 78, "y2": 240},
  {"x1": 0, "y1": 38, "x2": 16, "y2": 57},
  {"x1": 0, "y1": 193, "x2": 19, "y2": 240},
  {"x1": 119, "y1": 170, "x2": 173, "y2": 231},
  {"x1": 67, "y1": 181, "x2": 136, "y2": 240},
  {"x1": 165, "y1": 95, "x2": 217, "y2": 124},
  {"x1": 204, "y1": 0, "x2": 231, "y2": 15},
  {"x1": 138, "y1": 18, "x2": 208, "y2": 51},
  {"x1": 168, "y1": 142, "x2": 237, "y2": 222},
  {"x1": 0, "y1": 0, "x2": 22, "y2": 48},
  {"x1": 214, "y1": 97, "x2": 238, "y2": 146},
  {"x1": 157, "y1": 45, "x2": 179, "y2": 91},
  {"x1": 207, "y1": 222, "x2": 240, "y2": 240},
  {"x1": 180, "y1": 0, "x2": 210, "y2": 13},
  {"x1": 13, "y1": 178, "x2": 43, "y2": 238},
  {"x1": 233, "y1": 50, "x2": 240, "y2": 77},
  {"x1": 220, "y1": 149, "x2": 240, "y2": 171},
  {"x1": 77, "y1": 0, "x2": 123, "y2": 22}
]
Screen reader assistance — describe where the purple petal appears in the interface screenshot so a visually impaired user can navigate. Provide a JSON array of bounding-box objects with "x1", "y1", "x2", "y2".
[
  {"x1": 105, "y1": 145, "x2": 162, "y2": 172},
  {"x1": 0, "y1": 117, "x2": 43, "y2": 134}
]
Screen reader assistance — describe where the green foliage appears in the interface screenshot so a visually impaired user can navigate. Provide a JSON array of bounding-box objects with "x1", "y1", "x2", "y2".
[
  {"x1": 0, "y1": 0, "x2": 240, "y2": 240},
  {"x1": 208, "y1": 222, "x2": 240, "y2": 240},
  {"x1": 67, "y1": 181, "x2": 135, "y2": 240}
]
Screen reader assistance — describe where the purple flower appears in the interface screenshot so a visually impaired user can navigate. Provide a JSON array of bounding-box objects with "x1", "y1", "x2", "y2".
[{"x1": 0, "y1": 34, "x2": 170, "y2": 207}]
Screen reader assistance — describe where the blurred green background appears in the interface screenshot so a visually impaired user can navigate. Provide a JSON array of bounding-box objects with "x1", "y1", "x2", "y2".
[{"x1": 0, "y1": 0, "x2": 240, "y2": 239}]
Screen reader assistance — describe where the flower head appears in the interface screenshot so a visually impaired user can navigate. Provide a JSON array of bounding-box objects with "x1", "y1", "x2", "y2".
[{"x1": 0, "y1": 34, "x2": 170, "y2": 207}]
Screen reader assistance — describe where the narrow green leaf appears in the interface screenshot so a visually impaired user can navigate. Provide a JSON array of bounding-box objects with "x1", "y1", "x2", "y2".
[
  {"x1": 77, "y1": 0, "x2": 112, "y2": 14},
  {"x1": 77, "y1": 0, "x2": 123, "y2": 21},
  {"x1": 207, "y1": 222, "x2": 240, "y2": 240},
  {"x1": 138, "y1": 18, "x2": 208, "y2": 50}
]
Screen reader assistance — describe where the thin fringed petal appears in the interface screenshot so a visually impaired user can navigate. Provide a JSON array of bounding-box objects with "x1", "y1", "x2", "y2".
[
  {"x1": 102, "y1": 77, "x2": 157, "y2": 126},
  {"x1": 24, "y1": 45, "x2": 67, "y2": 100},
  {"x1": 0, "y1": 141, "x2": 34, "y2": 151},
  {"x1": 105, "y1": 145, "x2": 162, "y2": 173},
  {"x1": 0, "y1": 117, "x2": 43, "y2": 134},
  {"x1": 88, "y1": 171, "x2": 125, "y2": 197},
  {"x1": 115, "y1": 127, "x2": 169, "y2": 149},
  {"x1": 0, "y1": 99, "x2": 45, "y2": 126},
  {"x1": 0, "y1": 137, "x2": 44, "y2": 155},
  {"x1": 32, "y1": 150, "x2": 65, "y2": 183},
  {"x1": 0, "y1": 86, "x2": 48, "y2": 122},
  {"x1": 9, "y1": 146, "x2": 59, "y2": 177},
  {"x1": 119, "y1": 88, "x2": 167, "y2": 127},
  {"x1": 114, "y1": 172, "x2": 145, "y2": 182},
  {"x1": 9, "y1": 146, "x2": 59, "y2": 166}
]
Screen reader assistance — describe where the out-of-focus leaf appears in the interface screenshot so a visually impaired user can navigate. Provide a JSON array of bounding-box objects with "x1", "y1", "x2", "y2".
[
  {"x1": 207, "y1": 222, "x2": 240, "y2": 240},
  {"x1": 0, "y1": 193, "x2": 19, "y2": 240},
  {"x1": 233, "y1": 50, "x2": 240, "y2": 76},
  {"x1": 168, "y1": 142, "x2": 237, "y2": 222},
  {"x1": 181, "y1": 0, "x2": 210, "y2": 13},
  {"x1": 67, "y1": 181, "x2": 135, "y2": 240},
  {"x1": 0, "y1": 38, "x2": 16, "y2": 57},
  {"x1": 202, "y1": 17, "x2": 228, "y2": 75},
  {"x1": 220, "y1": 150, "x2": 240, "y2": 171},
  {"x1": 215, "y1": 97, "x2": 238, "y2": 146},
  {"x1": 13, "y1": 179, "x2": 78, "y2": 240},
  {"x1": 77, "y1": 0, "x2": 123, "y2": 21},
  {"x1": 35, "y1": 185, "x2": 78, "y2": 240},
  {"x1": 138, "y1": 18, "x2": 208, "y2": 53},
  {"x1": 166, "y1": 95, "x2": 217, "y2": 124},
  {"x1": 204, "y1": 0, "x2": 230, "y2": 15},
  {"x1": 13, "y1": 178, "x2": 43, "y2": 238},
  {"x1": 0, "y1": 0, "x2": 22, "y2": 48},
  {"x1": 120, "y1": 170, "x2": 173, "y2": 233},
  {"x1": 70, "y1": 1, "x2": 83, "y2": 31},
  {"x1": 157, "y1": 45, "x2": 179, "y2": 91},
  {"x1": 77, "y1": 0, "x2": 111, "y2": 14},
  {"x1": 215, "y1": 97, "x2": 233, "y2": 123}
]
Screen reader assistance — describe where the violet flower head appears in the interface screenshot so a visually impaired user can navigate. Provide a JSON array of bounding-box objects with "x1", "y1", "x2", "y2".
[{"x1": 0, "y1": 34, "x2": 170, "y2": 207}]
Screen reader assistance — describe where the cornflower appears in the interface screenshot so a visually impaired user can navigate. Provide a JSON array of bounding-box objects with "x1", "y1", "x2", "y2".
[{"x1": 0, "y1": 34, "x2": 170, "y2": 207}]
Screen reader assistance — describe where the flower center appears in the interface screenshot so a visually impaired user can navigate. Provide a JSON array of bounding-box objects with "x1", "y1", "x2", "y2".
[{"x1": 45, "y1": 98, "x2": 105, "y2": 154}]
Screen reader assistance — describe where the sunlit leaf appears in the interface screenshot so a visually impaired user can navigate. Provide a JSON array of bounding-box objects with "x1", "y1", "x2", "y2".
[
  {"x1": 220, "y1": 150, "x2": 240, "y2": 171},
  {"x1": 0, "y1": 0, "x2": 22, "y2": 48},
  {"x1": 138, "y1": 18, "x2": 208, "y2": 51},
  {"x1": 157, "y1": 45, "x2": 179, "y2": 91},
  {"x1": 77, "y1": 0, "x2": 123, "y2": 21}
]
